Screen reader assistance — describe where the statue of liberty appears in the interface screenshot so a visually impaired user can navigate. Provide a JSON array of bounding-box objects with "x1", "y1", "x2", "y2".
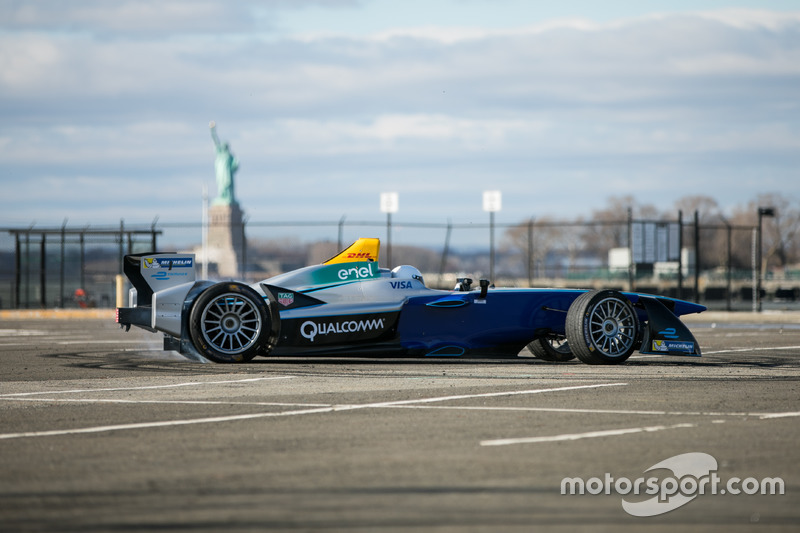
[{"x1": 209, "y1": 121, "x2": 238, "y2": 206}]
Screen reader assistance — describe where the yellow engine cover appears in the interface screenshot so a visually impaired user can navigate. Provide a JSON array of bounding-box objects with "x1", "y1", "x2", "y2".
[{"x1": 323, "y1": 238, "x2": 380, "y2": 265}]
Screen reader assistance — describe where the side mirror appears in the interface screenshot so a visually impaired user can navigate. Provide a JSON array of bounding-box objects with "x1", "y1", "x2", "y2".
[{"x1": 479, "y1": 279, "x2": 490, "y2": 299}]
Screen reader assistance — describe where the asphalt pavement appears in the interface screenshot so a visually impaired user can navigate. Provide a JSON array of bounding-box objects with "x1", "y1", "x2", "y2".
[{"x1": 0, "y1": 314, "x2": 798, "y2": 532}]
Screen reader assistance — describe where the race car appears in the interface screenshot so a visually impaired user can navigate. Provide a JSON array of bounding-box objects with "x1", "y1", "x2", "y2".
[{"x1": 116, "y1": 238, "x2": 706, "y2": 364}]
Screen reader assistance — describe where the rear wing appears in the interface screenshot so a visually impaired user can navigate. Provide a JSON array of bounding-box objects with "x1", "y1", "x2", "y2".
[
  {"x1": 323, "y1": 238, "x2": 380, "y2": 265},
  {"x1": 122, "y1": 253, "x2": 196, "y2": 307}
]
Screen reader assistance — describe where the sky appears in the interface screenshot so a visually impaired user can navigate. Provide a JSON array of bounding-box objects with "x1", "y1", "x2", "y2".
[{"x1": 1, "y1": 0, "x2": 799, "y2": 246}]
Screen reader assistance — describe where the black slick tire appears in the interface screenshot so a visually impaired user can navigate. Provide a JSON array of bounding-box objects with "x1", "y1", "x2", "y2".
[
  {"x1": 188, "y1": 282, "x2": 270, "y2": 363},
  {"x1": 527, "y1": 336, "x2": 575, "y2": 362},
  {"x1": 565, "y1": 290, "x2": 639, "y2": 365}
]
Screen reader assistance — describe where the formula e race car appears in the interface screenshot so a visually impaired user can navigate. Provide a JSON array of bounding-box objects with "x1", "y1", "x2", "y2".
[{"x1": 116, "y1": 238, "x2": 706, "y2": 364}]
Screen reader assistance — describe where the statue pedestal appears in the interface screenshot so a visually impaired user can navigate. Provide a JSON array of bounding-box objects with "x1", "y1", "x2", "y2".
[{"x1": 207, "y1": 202, "x2": 244, "y2": 278}]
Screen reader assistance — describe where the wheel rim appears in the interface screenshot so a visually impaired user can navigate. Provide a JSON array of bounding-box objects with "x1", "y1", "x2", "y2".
[
  {"x1": 588, "y1": 297, "x2": 636, "y2": 357},
  {"x1": 200, "y1": 293, "x2": 262, "y2": 354},
  {"x1": 547, "y1": 337, "x2": 571, "y2": 354}
]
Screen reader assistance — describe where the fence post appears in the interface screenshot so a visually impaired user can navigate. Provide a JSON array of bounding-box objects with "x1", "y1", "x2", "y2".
[
  {"x1": 241, "y1": 217, "x2": 247, "y2": 280},
  {"x1": 24, "y1": 232, "x2": 30, "y2": 308},
  {"x1": 80, "y1": 231, "x2": 86, "y2": 293},
  {"x1": 386, "y1": 212, "x2": 393, "y2": 269},
  {"x1": 14, "y1": 232, "x2": 21, "y2": 309},
  {"x1": 627, "y1": 208, "x2": 634, "y2": 291},
  {"x1": 694, "y1": 210, "x2": 700, "y2": 302},
  {"x1": 151, "y1": 218, "x2": 158, "y2": 252},
  {"x1": 677, "y1": 210, "x2": 683, "y2": 299},
  {"x1": 726, "y1": 222, "x2": 732, "y2": 311},
  {"x1": 39, "y1": 234, "x2": 46, "y2": 309},
  {"x1": 439, "y1": 220, "x2": 452, "y2": 280},
  {"x1": 527, "y1": 218, "x2": 534, "y2": 287},
  {"x1": 489, "y1": 211, "x2": 495, "y2": 282},
  {"x1": 59, "y1": 222, "x2": 66, "y2": 307},
  {"x1": 338, "y1": 216, "x2": 346, "y2": 251},
  {"x1": 118, "y1": 219, "x2": 124, "y2": 275},
  {"x1": 751, "y1": 228, "x2": 758, "y2": 312}
]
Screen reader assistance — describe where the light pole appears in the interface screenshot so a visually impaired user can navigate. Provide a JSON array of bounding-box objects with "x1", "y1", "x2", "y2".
[
  {"x1": 483, "y1": 191, "x2": 502, "y2": 281},
  {"x1": 756, "y1": 206, "x2": 775, "y2": 312},
  {"x1": 380, "y1": 192, "x2": 398, "y2": 268}
]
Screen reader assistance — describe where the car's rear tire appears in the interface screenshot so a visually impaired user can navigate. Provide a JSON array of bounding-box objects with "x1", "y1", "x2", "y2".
[
  {"x1": 566, "y1": 290, "x2": 639, "y2": 365},
  {"x1": 527, "y1": 336, "x2": 575, "y2": 362},
  {"x1": 188, "y1": 282, "x2": 270, "y2": 363}
]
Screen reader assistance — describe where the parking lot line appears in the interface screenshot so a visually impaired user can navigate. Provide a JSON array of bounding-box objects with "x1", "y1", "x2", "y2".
[
  {"x1": 480, "y1": 423, "x2": 697, "y2": 446},
  {"x1": 0, "y1": 382, "x2": 625, "y2": 441},
  {"x1": 0, "y1": 398, "x2": 333, "y2": 408},
  {"x1": 703, "y1": 345, "x2": 800, "y2": 355},
  {"x1": 0, "y1": 376, "x2": 293, "y2": 398},
  {"x1": 0, "y1": 406, "x2": 339, "y2": 441},
  {"x1": 348, "y1": 382, "x2": 628, "y2": 408},
  {"x1": 383, "y1": 404, "x2": 783, "y2": 418}
]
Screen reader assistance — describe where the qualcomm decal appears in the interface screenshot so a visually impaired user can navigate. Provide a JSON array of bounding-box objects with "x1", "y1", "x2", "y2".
[{"x1": 300, "y1": 317, "x2": 386, "y2": 343}]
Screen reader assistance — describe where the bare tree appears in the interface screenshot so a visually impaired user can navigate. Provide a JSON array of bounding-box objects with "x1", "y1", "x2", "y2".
[
  {"x1": 732, "y1": 194, "x2": 800, "y2": 270},
  {"x1": 504, "y1": 216, "x2": 575, "y2": 279},
  {"x1": 674, "y1": 195, "x2": 727, "y2": 271},
  {"x1": 578, "y1": 196, "x2": 660, "y2": 257}
]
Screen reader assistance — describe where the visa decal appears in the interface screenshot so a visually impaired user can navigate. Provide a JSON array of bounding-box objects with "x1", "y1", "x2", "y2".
[{"x1": 390, "y1": 281, "x2": 413, "y2": 289}]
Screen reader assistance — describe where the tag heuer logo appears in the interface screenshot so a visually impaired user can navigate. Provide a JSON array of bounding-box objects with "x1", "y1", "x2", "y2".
[{"x1": 277, "y1": 292, "x2": 295, "y2": 306}]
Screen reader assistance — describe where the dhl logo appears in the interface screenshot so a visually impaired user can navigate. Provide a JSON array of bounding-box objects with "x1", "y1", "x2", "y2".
[{"x1": 323, "y1": 238, "x2": 381, "y2": 265}]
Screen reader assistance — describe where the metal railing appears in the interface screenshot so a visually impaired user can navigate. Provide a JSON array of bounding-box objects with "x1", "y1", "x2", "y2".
[{"x1": 3, "y1": 213, "x2": 794, "y2": 311}]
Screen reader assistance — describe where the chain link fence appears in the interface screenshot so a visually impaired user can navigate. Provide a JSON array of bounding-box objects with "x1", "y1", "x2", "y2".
[{"x1": 3, "y1": 215, "x2": 798, "y2": 311}]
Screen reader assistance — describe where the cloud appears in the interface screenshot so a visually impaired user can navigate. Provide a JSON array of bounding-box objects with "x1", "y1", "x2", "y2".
[
  {"x1": 1, "y1": 4, "x2": 799, "y2": 237},
  {"x1": 0, "y1": 0, "x2": 362, "y2": 35}
]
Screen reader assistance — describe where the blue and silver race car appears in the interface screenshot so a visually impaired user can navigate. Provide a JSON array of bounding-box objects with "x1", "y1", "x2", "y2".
[{"x1": 116, "y1": 238, "x2": 706, "y2": 364}]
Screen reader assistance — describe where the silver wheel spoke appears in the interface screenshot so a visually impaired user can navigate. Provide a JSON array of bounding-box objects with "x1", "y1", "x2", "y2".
[
  {"x1": 200, "y1": 292, "x2": 262, "y2": 354},
  {"x1": 589, "y1": 297, "x2": 635, "y2": 357}
]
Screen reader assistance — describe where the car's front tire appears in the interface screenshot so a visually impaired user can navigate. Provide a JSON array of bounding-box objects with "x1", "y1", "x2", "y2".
[
  {"x1": 188, "y1": 282, "x2": 270, "y2": 363},
  {"x1": 566, "y1": 290, "x2": 639, "y2": 365}
]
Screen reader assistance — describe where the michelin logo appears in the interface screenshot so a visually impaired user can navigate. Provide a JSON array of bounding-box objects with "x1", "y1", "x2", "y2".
[
  {"x1": 653, "y1": 340, "x2": 695, "y2": 353},
  {"x1": 301, "y1": 317, "x2": 386, "y2": 342},
  {"x1": 143, "y1": 257, "x2": 194, "y2": 269}
]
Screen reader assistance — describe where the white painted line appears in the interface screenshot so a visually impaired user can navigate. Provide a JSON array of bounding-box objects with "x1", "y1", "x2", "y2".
[
  {"x1": 703, "y1": 345, "x2": 800, "y2": 355},
  {"x1": 0, "y1": 398, "x2": 333, "y2": 408},
  {"x1": 480, "y1": 423, "x2": 696, "y2": 447},
  {"x1": 759, "y1": 411, "x2": 800, "y2": 419},
  {"x1": 0, "y1": 376, "x2": 294, "y2": 398},
  {"x1": 383, "y1": 404, "x2": 785, "y2": 418},
  {"x1": 56, "y1": 340, "x2": 162, "y2": 345},
  {"x1": 345, "y1": 382, "x2": 628, "y2": 408},
  {"x1": 0, "y1": 406, "x2": 338, "y2": 441},
  {"x1": 0, "y1": 329, "x2": 49, "y2": 336},
  {"x1": 0, "y1": 382, "x2": 625, "y2": 440}
]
